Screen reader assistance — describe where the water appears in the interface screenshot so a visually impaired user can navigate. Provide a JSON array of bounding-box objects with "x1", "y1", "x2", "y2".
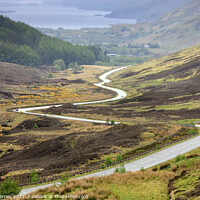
[{"x1": 1, "y1": 4, "x2": 136, "y2": 29}]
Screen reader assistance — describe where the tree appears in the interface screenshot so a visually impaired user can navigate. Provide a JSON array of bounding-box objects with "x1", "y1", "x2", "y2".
[
  {"x1": 47, "y1": 73, "x2": 54, "y2": 78},
  {"x1": 0, "y1": 16, "x2": 103, "y2": 67},
  {"x1": 74, "y1": 62, "x2": 79, "y2": 71},
  {"x1": 68, "y1": 63, "x2": 74, "y2": 69},
  {"x1": 33, "y1": 123, "x2": 38, "y2": 129},
  {"x1": 104, "y1": 156, "x2": 114, "y2": 166},
  {"x1": 116, "y1": 154, "x2": 123, "y2": 163},
  {"x1": 30, "y1": 169, "x2": 39, "y2": 183},
  {"x1": 72, "y1": 62, "x2": 83, "y2": 73},
  {"x1": 0, "y1": 178, "x2": 21, "y2": 195},
  {"x1": 54, "y1": 64, "x2": 62, "y2": 71},
  {"x1": 111, "y1": 120, "x2": 115, "y2": 125},
  {"x1": 53, "y1": 59, "x2": 66, "y2": 70}
]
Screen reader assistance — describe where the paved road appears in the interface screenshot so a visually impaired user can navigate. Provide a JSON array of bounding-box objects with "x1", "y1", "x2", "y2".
[
  {"x1": 14, "y1": 66, "x2": 128, "y2": 124},
  {"x1": 17, "y1": 66, "x2": 200, "y2": 195},
  {"x1": 20, "y1": 135, "x2": 200, "y2": 195}
]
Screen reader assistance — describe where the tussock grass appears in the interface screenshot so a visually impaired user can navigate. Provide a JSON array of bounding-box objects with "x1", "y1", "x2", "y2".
[{"x1": 24, "y1": 170, "x2": 174, "y2": 200}]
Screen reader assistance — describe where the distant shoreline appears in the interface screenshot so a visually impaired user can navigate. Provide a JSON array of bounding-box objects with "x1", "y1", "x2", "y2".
[{"x1": 0, "y1": 10, "x2": 15, "y2": 14}]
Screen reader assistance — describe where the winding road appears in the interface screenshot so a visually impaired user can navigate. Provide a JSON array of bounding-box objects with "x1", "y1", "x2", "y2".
[
  {"x1": 17, "y1": 66, "x2": 200, "y2": 196},
  {"x1": 14, "y1": 66, "x2": 128, "y2": 124}
]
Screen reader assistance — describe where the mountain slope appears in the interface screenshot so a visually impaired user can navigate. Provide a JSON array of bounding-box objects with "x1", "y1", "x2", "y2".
[
  {"x1": 105, "y1": 0, "x2": 192, "y2": 21},
  {"x1": 103, "y1": 43, "x2": 200, "y2": 123},
  {"x1": 0, "y1": 15, "x2": 107, "y2": 67},
  {"x1": 45, "y1": 0, "x2": 192, "y2": 22},
  {"x1": 151, "y1": 0, "x2": 200, "y2": 52}
]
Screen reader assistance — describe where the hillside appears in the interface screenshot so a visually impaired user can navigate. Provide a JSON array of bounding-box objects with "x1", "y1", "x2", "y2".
[
  {"x1": 1, "y1": 43, "x2": 200, "y2": 182},
  {"x1": 0, "y1": 15, "x2": 107, "y2": 67},
  {"x1": 105, "y1": 0, "x2": 191, "y2": 22},
  {"x1": 151, "y1": 0, "x2": 200, "y2": 52},
  {"x1": 1, "y1": 39, "x2": 200, "y2": 198},
  {"x1": 36, "y1": 44, "x2": 200, "y2": 125},
  {"x1": 13, "y1": 148, "x2": 200, "y2": 200},
  {"x1": 46, "y1": 0, "x2": 192, "y2": 22}
]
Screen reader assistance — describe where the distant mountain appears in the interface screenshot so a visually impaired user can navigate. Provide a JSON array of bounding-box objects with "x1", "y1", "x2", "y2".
[
  {"x1": 39, "y1": 0, "x2": 200, "y2": 57},
  {"x1": 0, "y1": 15, "x2": 107, "y2": 67},
  {"x1": 43, "y1": 0, "x2": 142, "y2": 11},
  {"x1": 44, "y1": 0, "x2": 193, "y2": 22},
  {"x1": 105, "y1": 0, "x2": 192, "y2": 22},
  {"x1": 116, "y1": 0, "x2": 200, "y2": 54},
  {"x1": 150, "y1": 0, "x2": 200, "y2": 52}
]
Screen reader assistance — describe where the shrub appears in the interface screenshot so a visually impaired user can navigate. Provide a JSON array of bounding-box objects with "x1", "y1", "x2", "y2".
[
  {"x1": 30, "y1": 169, "x2": 39, "y2": 183},
  {"x1": 54, "y1": 64, "x2": 62, "y2": 71},
  {"x1": 156, "y1": 144, "x2": 161, "y2": 149},
  {"x1": 110, "y1": 120, "x2": 115, "y2": 125},
  {"x1": 47, "y1": 73, "x2": 54, "y2": 78},
  {"x1": 116, "y1": 154, "x2": 123, "y2": 163},
  {"x1": 0, "y1": 178, "x2": 21, "y2": 195},
  {"x1": 115, "y1": 164, "x2": 126, "y2": 173},
  {"x1": 33, "y1": 123, "x2": 38, "y2": 129},
  {"x1": 104, "y1": 156, "x2": 114, "y2": 166},
  {"x1": 187, "y1": 128, "x2": 198, "y2": 135},
  {"x1": 140, "y1": 166, "x2": 145, "y2": 171},
  {"x1": 100, "y1": 163, "x2": 105, "y2": 169},
  {"x1": 175, "y1": 154, "x2": 185, "y2": 162},
  {"x1": 53, "y1": 59, "x2": 66, "y2": 70},
  {"x1": 68, "y1": 63, "x2": 74, "y2": 69},
  {"x1": 60, "y1": 173, "x2": 69, "y2": 184}
]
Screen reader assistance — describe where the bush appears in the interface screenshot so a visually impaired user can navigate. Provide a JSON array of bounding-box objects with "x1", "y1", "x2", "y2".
[
  {"x1": 115, "y1": 164, "x2": 126, "y2": 173},
  {"x1": 47, "y1": 73, "x2": 54, "y2": 78},
  {"x1": 54, "y1": 64, "x2": 62, "y2": 71},
  {"x1": 187, "y1": 128, "x2": 198, "y2": 135},
  {"x1": 30, "y1": 169, "x2": 39, "y2": 183},
  {"x1": 60, "y1": 173, "x2": 69, "y2": 184},
  {"x1": 175, "y1": 154, "x2": 185, "y2": 162},
  {"x1": 0, "y1": 178, "x2": 21, "y2": 195},
  {"x1": 53, "y1": 59, "x2": 66, "y2": 70},
  {"x1": 100, "y1": 163, "x2": 105, "y2": 169},
  {"x1": 116, "y1": 154, "x2": 123, "y2": 163},
  {"x1": 104, "y1": 156, "x2": 114, "y2": 166},
  {"x1": 110, "y1": 120, "x2": 115, "y2": 125},
  {"x1": 33, "y1": 123, "x2": 38, "y2": 129},
  {"x1": 140, "y1": 166, "x2": 145, "y2": 171},
  {"x1": 68, "y1": 63, "x2": 74, "y2": 69},
  {"x1": 156, "y1": 144, "x2": 161, "y2": 149}
]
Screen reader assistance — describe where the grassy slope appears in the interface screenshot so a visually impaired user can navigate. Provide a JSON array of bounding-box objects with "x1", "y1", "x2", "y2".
[
  {"x1": 41, "y1": 45, "x2": 200, "y2": 124},
  {"x1": 107, "y1": 44, "x2": 200, "y2": 123},
  {"x1": 111, "y1": 44, "x2": 200, "y2": 95},
  {"x1": 152, "y1": 0, "x2": 200, "y2": 53},
  {"x1": 21, "y1": 148, "x2": 200, "y2": 200}
]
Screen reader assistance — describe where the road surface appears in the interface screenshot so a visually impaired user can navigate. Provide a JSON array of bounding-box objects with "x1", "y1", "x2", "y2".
[
  {"x1": 17, "y1": 66, "x2": 200, "y2": 195},
  {"x1": 20, "y1": 135, "x2": 200, "y2": 195},
  {"x1": 14, "y1": 66, "x2": 127, "y2": 124}
]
